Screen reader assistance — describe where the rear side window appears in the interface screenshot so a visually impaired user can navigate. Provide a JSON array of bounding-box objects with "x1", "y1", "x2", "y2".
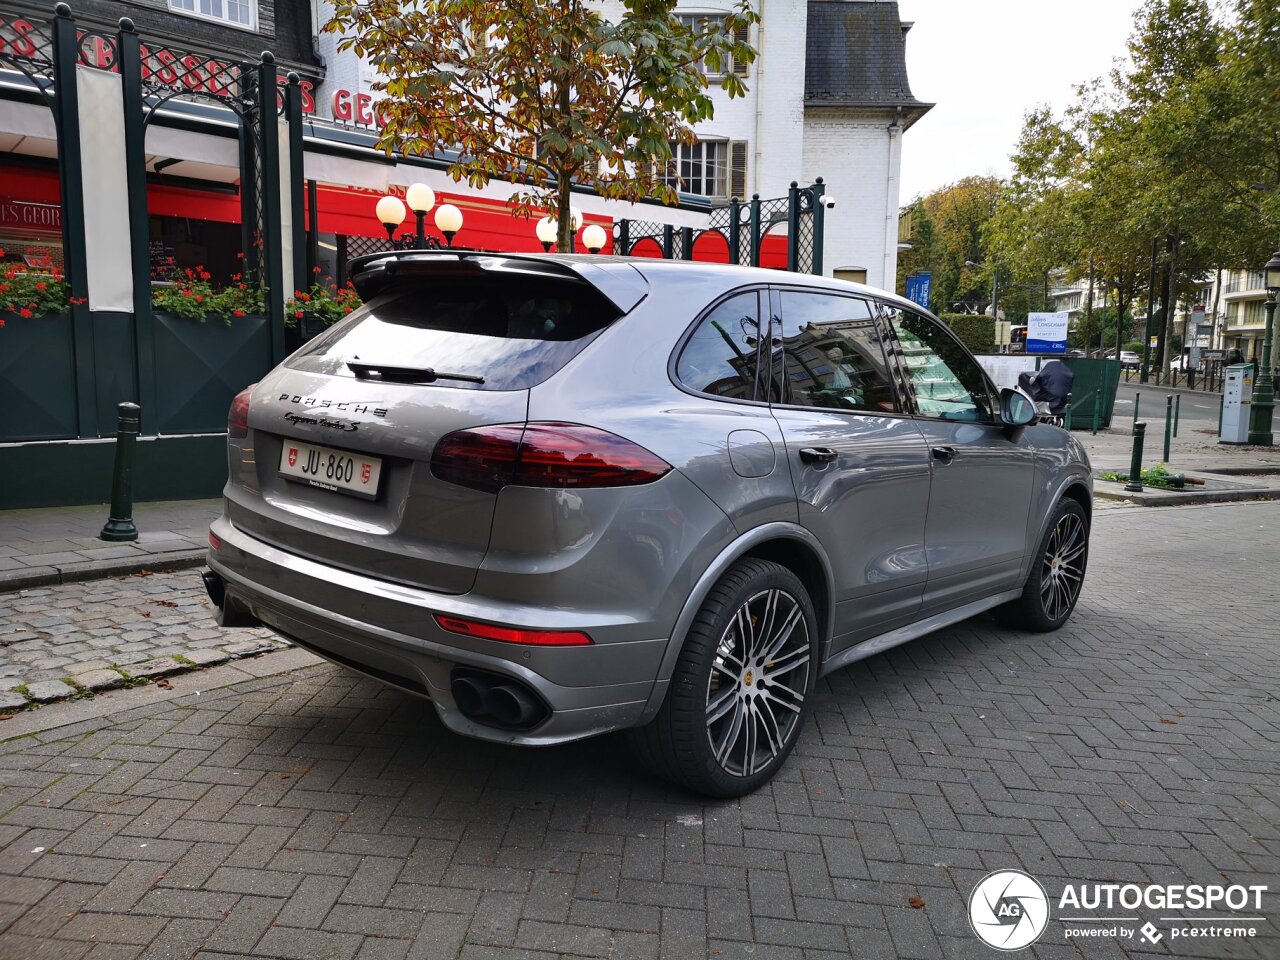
[
  {"x1": 676, "y1": 291, "x2": 765, "y2": 401},
  {"x1": 294, "y1": 276, "x2": 620, "y2": 390},
  {"x1": 774, "y1": 291, "x2": 897, "y2": 414}
]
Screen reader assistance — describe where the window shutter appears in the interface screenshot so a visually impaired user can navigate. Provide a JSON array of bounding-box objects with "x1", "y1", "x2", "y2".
[
  {"x1": 729, "y1": 140, "x2": 748, "y2": 200},
  {"x1": 732, "y1": 22, "x2": 749, "y2": 76}
]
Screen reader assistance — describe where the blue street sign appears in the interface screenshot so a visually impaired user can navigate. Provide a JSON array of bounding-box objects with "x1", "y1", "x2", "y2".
[{"x1": 906, "y1": 272, "x2": 931, "y2": 310}]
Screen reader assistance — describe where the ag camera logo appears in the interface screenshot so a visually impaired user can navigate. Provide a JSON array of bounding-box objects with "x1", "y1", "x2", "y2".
[{"x1": 969, "y1": 870, "x2": 1050, "y2": 950}]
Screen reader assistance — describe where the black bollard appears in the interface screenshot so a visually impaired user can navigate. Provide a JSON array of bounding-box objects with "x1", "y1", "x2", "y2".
[
  {"x1": 1125, "y1": 423, "x2": 1146, "y2": 493},
  {"x1": 1163, "y1": 394, "x2": 1173, "y2": 462},
  {"x1": 100, "y1": 402, "x2": 141, "y2": 542}
]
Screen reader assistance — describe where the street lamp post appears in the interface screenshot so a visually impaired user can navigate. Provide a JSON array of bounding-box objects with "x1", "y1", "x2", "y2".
[
  {"x1": 433, "y1": 204, "x2": 463, "y2": 247},
  {"x1": 535, "y1": 216, "x2": 557, "y2": 252},
  {"x1": 375, "y1": 191, "x2": 463, "y2": 249},
  {"x1": 582, "y1": 223, "x2": 607, "y2": 254},
  {"x1": 1247, "y1": 247, "x2": 1280, "y2": 445},
  {"x1": 405, "y1": 182, "x2": 436, "y2": 248},
  {"x1": 375, "y1": 195, "x2": 406, "y2": 244}
]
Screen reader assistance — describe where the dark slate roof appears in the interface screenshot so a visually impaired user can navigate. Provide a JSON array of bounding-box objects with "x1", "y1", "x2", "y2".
[{"x1": 805, "y1": 1, "x2": 932, "y2": 127}]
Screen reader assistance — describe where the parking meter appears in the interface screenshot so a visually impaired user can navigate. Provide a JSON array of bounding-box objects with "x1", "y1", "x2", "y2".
[{"x1": 1220, "y1": 363, "x2": 1254, "y2": 444}]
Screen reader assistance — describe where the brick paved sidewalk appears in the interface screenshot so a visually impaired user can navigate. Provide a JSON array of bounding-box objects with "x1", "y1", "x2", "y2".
[
  {"x1": 0, "y1": 500, "x2": 1276, "y2": 959},
  {"x1": 0, "y1": 500, "x2": 220, "y2": 592}
]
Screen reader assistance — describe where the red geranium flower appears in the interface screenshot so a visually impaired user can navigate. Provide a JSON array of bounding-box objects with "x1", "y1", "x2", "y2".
[
  {"x1": 19, "y1": 308, "x2": 33, "y2": 318},
  {"x1": 294, "y1": 310, "x2": 304, "y2": 319}
]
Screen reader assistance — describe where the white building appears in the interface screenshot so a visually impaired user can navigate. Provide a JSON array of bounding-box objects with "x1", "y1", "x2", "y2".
[{"x1": 316, "y1": 0, "x2": 931, "y2": 287}]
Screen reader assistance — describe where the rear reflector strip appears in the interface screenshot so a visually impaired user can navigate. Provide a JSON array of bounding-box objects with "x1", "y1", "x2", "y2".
[
  {"x1": 434, "y1": 614, "x2": 592, "y2": 646},
  {"x1": 208, "y1": 532, "x2": 222, "y2": 551}
]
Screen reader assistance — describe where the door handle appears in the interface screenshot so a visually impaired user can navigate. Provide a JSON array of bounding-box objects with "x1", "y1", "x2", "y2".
[
  {"x1": 931, "y1": 445, "x2": 957, "y2": 463},
  {"x1": 799, "y1": 446, "x2": 838, "y2": 464}
]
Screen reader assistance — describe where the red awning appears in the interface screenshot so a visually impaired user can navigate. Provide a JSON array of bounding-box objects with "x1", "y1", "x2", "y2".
[{"x1": 312, "y1": 182, "x2": 613, "y2": 253}]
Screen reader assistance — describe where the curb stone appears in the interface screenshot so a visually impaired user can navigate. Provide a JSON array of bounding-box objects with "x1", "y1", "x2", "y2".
[
  {"x1": 0, "y1": 550, "x2": 206, "y2": 593},
  {"x1": 0, "y1": 639, "x2": 292, "y2": 718}
]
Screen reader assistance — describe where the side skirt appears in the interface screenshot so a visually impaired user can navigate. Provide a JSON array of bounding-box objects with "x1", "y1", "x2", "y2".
[{"x1": 819, "y1": 588, "x2": 1023, "y2": 677}]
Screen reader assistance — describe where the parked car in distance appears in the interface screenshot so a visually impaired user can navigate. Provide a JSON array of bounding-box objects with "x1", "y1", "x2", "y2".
[
  {"x1": 1119, "y1": 350, "x2": 1140, "y2": 369},
  {"x1": 204, "y1": 252, "x2": 1093, "y2": 796}
]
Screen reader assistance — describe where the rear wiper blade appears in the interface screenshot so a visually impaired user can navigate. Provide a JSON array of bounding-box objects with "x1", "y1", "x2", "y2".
[{"x1": 347, "y1": 362, "x2": 485, "y2": 385}]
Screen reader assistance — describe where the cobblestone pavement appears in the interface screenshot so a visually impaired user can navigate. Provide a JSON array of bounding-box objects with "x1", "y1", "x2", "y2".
[
  {"x1": 0, "y1": 501, "x2": 1278, "y2": 960},
  {"x1": 0, "y1": 571, "x2": 288, "y2": 707}
]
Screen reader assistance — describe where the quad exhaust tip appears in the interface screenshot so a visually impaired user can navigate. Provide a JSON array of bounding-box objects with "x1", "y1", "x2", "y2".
[{"x1": 450, "y1": 669, "x2": 548, "y2": 730}]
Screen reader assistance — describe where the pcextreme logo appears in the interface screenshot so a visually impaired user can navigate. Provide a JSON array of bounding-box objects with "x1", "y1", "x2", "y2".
[{"x1": 969, "y1": 870, "x2": 1269, "y2": 951}]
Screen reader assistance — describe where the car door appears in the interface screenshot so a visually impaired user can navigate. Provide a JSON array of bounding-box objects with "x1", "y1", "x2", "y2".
[
  {"x1": 881, "y1": 303, "x2": 1035, "y2": 614},
  {"x1": 766, "y1": 287, "x2": 933, "y2": 653}
]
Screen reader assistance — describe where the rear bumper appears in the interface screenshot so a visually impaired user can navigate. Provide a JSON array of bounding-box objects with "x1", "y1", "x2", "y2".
[{"x1": 207, "y1": 515, "x2": 668, "y2": 746}]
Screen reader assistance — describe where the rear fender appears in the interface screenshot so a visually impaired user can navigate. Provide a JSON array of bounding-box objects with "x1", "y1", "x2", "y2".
[{"x1": 635, "y1": 522, "x2": 834, "y2": 725}]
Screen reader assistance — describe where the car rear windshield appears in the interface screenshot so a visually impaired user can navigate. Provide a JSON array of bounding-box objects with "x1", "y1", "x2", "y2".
[{"x1": 292, "y1": 276, "x2": 621, "y2": 390}]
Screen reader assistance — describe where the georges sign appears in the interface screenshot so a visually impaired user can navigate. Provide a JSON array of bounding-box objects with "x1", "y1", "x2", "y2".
[{"x1": 0, "y1": 200, "x2": 61, "y2": 232}]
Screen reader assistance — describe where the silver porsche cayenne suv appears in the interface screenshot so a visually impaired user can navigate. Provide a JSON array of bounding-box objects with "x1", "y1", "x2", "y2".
[{"x1": 204, "y1": 251, "x2": 1092, "y2": 796}]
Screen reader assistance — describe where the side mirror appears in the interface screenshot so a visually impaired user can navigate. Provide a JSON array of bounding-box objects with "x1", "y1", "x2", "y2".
[{"x1": 1000, "y1": 387, "x2": 1036, "y2": 427}]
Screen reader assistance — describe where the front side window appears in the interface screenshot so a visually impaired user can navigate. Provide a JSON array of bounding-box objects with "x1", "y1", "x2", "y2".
[
  {"x1": 773, "y1": 292, "x2": 896, "y2": 414},
  {"x1": 661, "y1": 141, "x2": 728, "y2": 199},
  {"x1": 676, "y1": 291, "x2": 763, "y2": 401},
  {"x1": 170, "y1": 0, "x2": 254, "y2": 29},
  {"x1": 887, "y1": 308, "x2": 995, "y2": 422}
]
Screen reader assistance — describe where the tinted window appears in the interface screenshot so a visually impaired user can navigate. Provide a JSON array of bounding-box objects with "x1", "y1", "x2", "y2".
[
  {"x1": 294, "y1": 277, "x2": 618, "y2": 391},
  {"x1": 887, "y1": 308, "x2": 995, "y2": 421},
  {"x1": 676, "y1": 292, "x2": 764, "y2": 400},
  {"x1": 774, "y1": 292, "x2": 896, "y2": 414}
]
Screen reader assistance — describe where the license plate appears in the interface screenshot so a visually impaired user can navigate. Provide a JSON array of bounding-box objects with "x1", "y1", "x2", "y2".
[{"x1": 278, "y1": 440, "x2": 382, "y2": 500}]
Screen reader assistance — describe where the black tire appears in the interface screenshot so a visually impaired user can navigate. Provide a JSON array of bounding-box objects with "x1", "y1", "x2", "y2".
[
  {"x1": 628, "y1": 558, "x2": 818, "y2": 797},
  {"x1": 995, "y1": 498, "x2": 1089, "y2": 632}
]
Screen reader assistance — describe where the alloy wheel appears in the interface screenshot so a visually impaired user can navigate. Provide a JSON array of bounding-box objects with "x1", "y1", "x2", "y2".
[
  {"x1": 1040, "y1": 511, "x2": 1086, "y2": 621},
  {"x1": 705, "y1": 588, "x2": 811, "y2": 777}
]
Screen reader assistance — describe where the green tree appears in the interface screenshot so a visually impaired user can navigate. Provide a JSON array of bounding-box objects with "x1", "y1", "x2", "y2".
[
  {"x1": 897, "y1": 176, "x2": 1004, "y2": 314},
  {"x1": 324, "y1": 0, "x2": 758, "y2": 250}
]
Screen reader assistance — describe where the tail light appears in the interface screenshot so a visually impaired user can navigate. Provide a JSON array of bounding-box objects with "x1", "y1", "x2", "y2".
[
  {"x1": 228, "y1": 385, "x2": 254, "y2": 439},
  {"x1": 431, "y1": 422, "x2": 670, "y2": 493},
  {"x1": 434, "y1": 614, "x2": 592, "y2": 646}
]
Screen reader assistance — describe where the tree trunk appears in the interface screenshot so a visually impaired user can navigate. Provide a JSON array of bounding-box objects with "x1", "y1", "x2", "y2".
[
  {"x1": 1210, "y1": 266, "x2": 1222, "y2": 349},
  {"x1": 1157, "y1": 260, "x2": 1170, "y2": 367},
  {"x1": 1085, "y1": 254, "x2": 1094, "y2": 344},
  {"x1": 1162, "y1": 233, "x2": 1179, "y2": 371},
  {"x1": 555, "y1": 12, "x2": 573, "y2": 254},
  {"x1": 556, "y1": 176, "x2": 573, "y2": 253}
]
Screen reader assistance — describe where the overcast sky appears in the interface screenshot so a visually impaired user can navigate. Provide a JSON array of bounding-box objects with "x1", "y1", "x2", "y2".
[{"x1": 895, "y1": 0, "x2": 1144, "y2": 201}]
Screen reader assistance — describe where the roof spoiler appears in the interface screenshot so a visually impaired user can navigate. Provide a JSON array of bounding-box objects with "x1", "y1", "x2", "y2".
[{"x1": 347, "y1": 251, "x2": 650, "y2": 314}]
